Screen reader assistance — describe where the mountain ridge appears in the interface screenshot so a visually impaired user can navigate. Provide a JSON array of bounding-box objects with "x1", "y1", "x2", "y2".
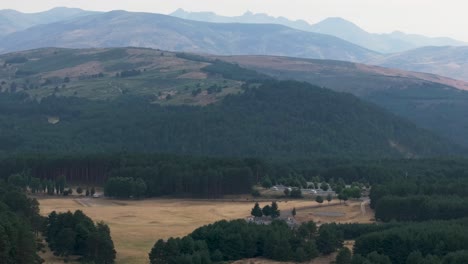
[
  {"x1": 170, "y1": 9, "x2": 467, "y2": 53},
  {"x1": 0, "y1": 10, "x2": 378, "y2": 62}
]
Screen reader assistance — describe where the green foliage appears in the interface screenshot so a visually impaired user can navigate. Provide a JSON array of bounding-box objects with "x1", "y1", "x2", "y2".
[
  {"x1": 149, "y1": 219, "x2": 322, "y2": 263},
  {"x1": 290, "y1": 188, "x2": 303, "y2": 198},
  {"x1": 0, "y1": 182, "x2": 43, "y2": 264},
  {"x1": 202, "y1": 59, "x2": 271, "y2": 81},
  {"x1": 371, "y1": 175, "x2": 468, "y2": 222},
  {"x1": 251, "y1": 189, "x2": 261, "y2": 197},
  {"x1": 118, "y1": 69, "x2": 141, "y2": 78},
  {"x1": 46, "y1": 210, "x2": 116, "y2": 263},
  {"x1": 316, "y1": 223, "x2": 343, "y2": 255},
  {"x1": 5, "y1": 56, "x2": 28, "y2": 64},
  {"x1": 0, "y1": 80, "x2": 459, "y2": 158},
  {"x1": 251, "y1": 203, "x2": 263, "y2": 218},
  {"x1": 342, "y1": 186, "x2": 361, "y2": 199},
  {"x1": 297, "y1": 221, "x2": 317, "y2": 240},
  {"x1": 315, "y1": 195, "x2": 324, "y2": 204},
  {"x1": 320, "y1": 182, "x2": 329, "y2": 191},
  {"x1": 336, "y1": 247, "x2": 352, "y2": 264},
  {"x1": 262, "y1": 205, "x2": 271, "y2": 217},
  {"x1": 353, "y1": 219, "x2": 468, "y2": 264},
  {"x1": 270, "y1": 201, "x2": 280, "y2": 218},
  {"x1": 261, "y1": 177, "x2": 273, "y2": 188}
]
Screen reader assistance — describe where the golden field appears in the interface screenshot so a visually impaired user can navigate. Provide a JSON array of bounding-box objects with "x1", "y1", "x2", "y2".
[{"x1": 37, "y1": 196, "x2": 373, "y2": 264}]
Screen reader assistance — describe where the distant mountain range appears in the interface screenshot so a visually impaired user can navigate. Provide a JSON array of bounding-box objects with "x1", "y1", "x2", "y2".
[
  {"x1": 171, "y1": 9, "x2": 467, "y2": 53},
  {"x1": 0, "y1": 10, "x2": 378, "y2": 62},
  {"x1": 0, "y1": 7, "x2": 97, "y2": 36},
  {"x1": 0, "y1": 8, "x2": 467, "y2": 81}
]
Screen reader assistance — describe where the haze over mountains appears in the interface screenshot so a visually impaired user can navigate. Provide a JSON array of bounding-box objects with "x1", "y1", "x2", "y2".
[
  {"x1": 0, "y1": 7, "x2": 467, "y2": 81},
  {"x1": 0, "y1": 7, "x2": 97, "y2": 36},
  {"x1": 0, "y1": 10, "x2": 377, "y2": 62},
  {"x1": 171, "y1": 9, "x2": 467, "y2": 53},
  {"x1": 1, "y1": 8, "x2": 468, "y2": 153}
]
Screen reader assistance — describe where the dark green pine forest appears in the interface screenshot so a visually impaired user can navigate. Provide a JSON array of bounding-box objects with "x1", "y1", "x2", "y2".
[{"x1": 0, "y1": 80, "x2": 460, "y2": 159}]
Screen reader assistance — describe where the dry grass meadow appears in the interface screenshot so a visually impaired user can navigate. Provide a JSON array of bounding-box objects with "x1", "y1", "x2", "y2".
[{"x1": 37, "y1": 196, "x2": 373, "y2": 264}]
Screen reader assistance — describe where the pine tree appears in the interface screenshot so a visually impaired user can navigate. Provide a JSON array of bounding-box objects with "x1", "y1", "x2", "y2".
[
  {"x1": 251, "y1": 203, "x2": 263, "y2": 218},
  {"x1": 316, "y1": 195, "x2": 324, "y2": 205},
  {"x1": 270, "y1": 202, "x2": 280, "y2": 218},
  {"x1": 262, "y1": 205, "x2": 271, "y2": 217}
]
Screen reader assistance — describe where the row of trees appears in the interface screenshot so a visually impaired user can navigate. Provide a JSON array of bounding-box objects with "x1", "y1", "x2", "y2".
[
  {"x1": 149, "y1": 219, "x2": 344, "y2": 264},
  {"x1": 46, "y1": 210, "x2": 116, "y2": 263},
  {"x1": 8, "y1": 172, "x2": 96, "y2": 197},
  {"x1": 106, "y1": 165, "x2": 253, "y2": 198},
  {"x1": 250, "y1": 202, "x2": 280, "y2": 218}
]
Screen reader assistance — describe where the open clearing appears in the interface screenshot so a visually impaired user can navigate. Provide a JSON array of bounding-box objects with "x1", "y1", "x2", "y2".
[{"x1": 37, "y1": 197, "x2": 373, "y2": 264}]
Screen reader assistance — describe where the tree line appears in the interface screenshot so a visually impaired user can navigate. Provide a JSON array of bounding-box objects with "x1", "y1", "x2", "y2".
[
  {"x1": 370, "y1": 176, "x2": 468, "y2": 221},
  {"x1": 149, "y1": 219, "x2": 345, "y2": 264}
]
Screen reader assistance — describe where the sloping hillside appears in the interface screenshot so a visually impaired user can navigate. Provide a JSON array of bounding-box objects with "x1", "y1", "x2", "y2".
[
  {"x1": 0, "y1": 47, "x2": 462, "y2": 157},
  {"x1": 221, "y1": 55, "x2": 468, "y2": 146},
  {"x1": 368, "y1": 46, "x2": 468, "y2": 81},
  {"x1": 0, "y1": 81, "x2": 460, "y2": 158},
  {"x1": 0, "y1": 11, "x2": 378, "y2": 62},
  {"x1": 0, "y1": 7, "x2": 97, "y2": 36},
  {"x1": 0, "y1": 48, "x2": 250, "y2": 104}
]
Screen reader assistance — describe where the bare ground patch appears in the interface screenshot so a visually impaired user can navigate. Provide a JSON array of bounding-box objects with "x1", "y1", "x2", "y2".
[{"x1": 43, "y1": 61, "x2": 105, "y2": 79}]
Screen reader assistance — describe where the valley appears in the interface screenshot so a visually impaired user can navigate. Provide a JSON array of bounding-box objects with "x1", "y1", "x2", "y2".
[
  {"x1": 37, "y1": 196, "x2": 372, "y2": 264},
  {"x1": 1, "y1": 3, "x2": 468, "y2": 264}
]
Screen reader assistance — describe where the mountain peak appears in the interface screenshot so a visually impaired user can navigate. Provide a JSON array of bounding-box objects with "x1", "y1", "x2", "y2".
[
  {"x1": 312, "y1": 17, "x2": 366, "y2": 33},
  {"x1": 170, "y1": 8, "x2": 188, "y2": 16}
]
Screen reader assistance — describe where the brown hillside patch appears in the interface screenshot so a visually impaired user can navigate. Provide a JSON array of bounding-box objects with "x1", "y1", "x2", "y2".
[
  {"x1": 177, "y1": 71, "x2": 208, "y2": 79},
  {"x1": 43, "y1": 61, "x2": 104, "y2": 78}
]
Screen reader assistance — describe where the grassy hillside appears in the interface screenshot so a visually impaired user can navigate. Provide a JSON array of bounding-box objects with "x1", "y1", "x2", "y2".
[
  {"x1": 368, "y1": 46, "x2": 468, "y2": 81},
  {"x1": 0, "y1": 48, "x2": 248, "y2": 104},
  {"x1": 222, "y1": 55, "x2": 468, "y2": 147}
]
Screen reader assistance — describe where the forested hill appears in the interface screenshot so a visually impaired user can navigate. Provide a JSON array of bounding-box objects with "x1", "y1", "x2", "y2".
[{"x1": 0, "y1": 80, "x2": 460, "y2": 158}]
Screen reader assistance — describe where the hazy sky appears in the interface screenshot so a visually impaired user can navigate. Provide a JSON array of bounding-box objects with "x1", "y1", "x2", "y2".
[{"x1": 2, "y1": 0, "x2": 468, "y2": 41}]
